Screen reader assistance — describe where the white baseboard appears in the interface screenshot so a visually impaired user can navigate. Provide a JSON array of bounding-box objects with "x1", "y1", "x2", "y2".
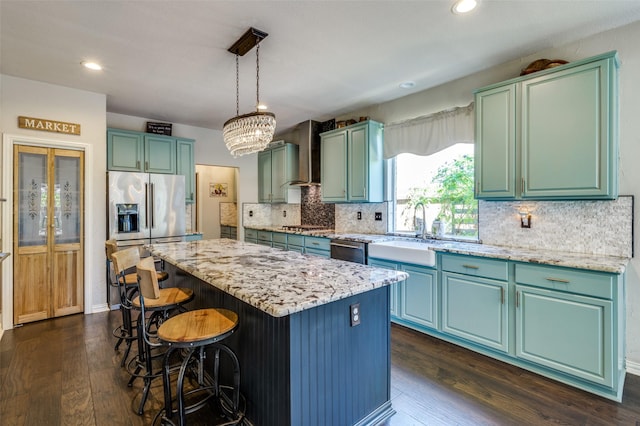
[
  {"x1": 626, "y1": 359, "x2": 640, "y2": 376},
  {"x1": 91, "y1": 303, "x2": 111, "y2": 313}
]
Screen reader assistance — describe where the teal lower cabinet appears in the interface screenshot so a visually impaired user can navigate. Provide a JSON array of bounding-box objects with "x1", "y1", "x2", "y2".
[
  {"x1": 257, "y1": 231, "x2": 273, "y2": 247},
  {"x1": 304, "y1": 236, "x2": 330, "y2": 258},
  {"x1": 398, "y1": 251, "x2": 625, "y2": 402},
  {"x1": 286, "y1": 234, "x2": 305, "y2": 253},
  {"x1": 441, "y1": 272, "x2": 509, "y2": 353},
  {"x1": 184, "y1": 233, "x2": 203, "y2": 242},
  {"x1": 369, "y1": 258, "x2": 437, "y2": 330},
  {"x1": 244, "y1": 228, "x2": 258, "y2": 244},
  {"x1": 272, "y1": 232, "x2": 287, "y2": 250},
  {"x1": 220, "y1": 226, "x2": 237, "y2": 240}
]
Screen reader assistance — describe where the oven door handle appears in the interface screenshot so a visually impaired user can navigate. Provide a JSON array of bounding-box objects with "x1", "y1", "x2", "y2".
[{"x1": 330, "y1": 242, "x2": 362, "y2": 249}]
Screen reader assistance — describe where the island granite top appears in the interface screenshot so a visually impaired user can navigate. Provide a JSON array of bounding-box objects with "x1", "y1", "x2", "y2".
[{"x1": 147, "y1": 239, "x2": 408, "y2": 318}]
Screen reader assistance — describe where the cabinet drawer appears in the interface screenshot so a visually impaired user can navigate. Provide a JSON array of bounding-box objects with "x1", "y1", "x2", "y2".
[
  {"x1": 257, "y1": 231, "x2": 273, "y2": 242},
  {"x1": 441, "y1": 254, "x2": 508, "y2": 281},
  {"x1": 305, "y1": 236, "x2": 330, "y2": 251},
  {"x1": 272, "y1": 232, "x2": 287, "y2": 244},
  {"x1": 245, "y1": 229, "x2": 258, "y2": 239},
  {"x1": 515, "y1": 263, "x2": 613, "y2": 299},
  {"x1": 287, "y1": 234, "x2": 304, "y2": 246}
]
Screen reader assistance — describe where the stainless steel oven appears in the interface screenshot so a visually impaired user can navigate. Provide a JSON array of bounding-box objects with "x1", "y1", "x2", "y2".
[{"x1": 330, "y1": 239, "x2": 367, "y2": 264}]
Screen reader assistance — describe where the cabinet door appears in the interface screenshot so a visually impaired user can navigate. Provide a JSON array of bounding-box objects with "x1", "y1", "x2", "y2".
[
  {"x1": 369, "y1": 258, "x2": 400, "y2": 319},
  {"x1": 271, "y1": 146, "x2": 288, "y2": 203},
  {"x1": 348, "y1": 125, "x2": 369, "y2": 201},
  {"x1": 474, "y1": 84, "x2": 517, "y2": 199},
  {"x1": 257, "y1": 150, "x2": 272, "y2": 203},
  {"x1": 399, "y1": 264, "x2": 438, "y2": 330},
  {"x1": 521, "y1": 58, "x2": 616, "y2": 199},
  {"x1": 516, "y1": 285, "x2": 613, "y2": 387},
  {"x1": 176, "y1": 139, "x2": 195, "y2": 203},
  {"x1": 321, "y1": 131, "x2": 348, "y2": 202},
  {"x1": 107, "y1": 129, "x2": 144, "y2": 171},
  {"x1": 144, "y1": 135, "x2": 176, "y2": 174},
  {"x1": 442, "y1": 272, "x2": 508, "y2": 353}
]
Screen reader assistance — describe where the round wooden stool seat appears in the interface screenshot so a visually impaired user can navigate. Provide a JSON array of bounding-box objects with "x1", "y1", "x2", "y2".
[
  {"x1": 158, "y1": 308, "x2": 238, "y2": 347},
  {"x1": 131, "y1": 287, "x2": 194, "y2": 310}
]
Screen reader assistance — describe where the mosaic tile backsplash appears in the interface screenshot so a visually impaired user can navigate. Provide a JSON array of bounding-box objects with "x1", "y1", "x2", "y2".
[
  {"x1": 301, "y1": 186, "x2": 335, "y2": 228},
  {"x1": 478, "y1": 196, "x2": 633, "y2": 258}
]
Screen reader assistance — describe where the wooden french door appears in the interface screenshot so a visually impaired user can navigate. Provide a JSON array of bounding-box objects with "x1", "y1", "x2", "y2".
[{"x1": 13, "y1": 145, "x2": 84, "y2": 324}]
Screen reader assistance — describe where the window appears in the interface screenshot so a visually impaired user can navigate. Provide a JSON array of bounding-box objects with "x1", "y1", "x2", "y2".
[{"x1": 393, "y1": 143, "x2": 477, "y2": 238}]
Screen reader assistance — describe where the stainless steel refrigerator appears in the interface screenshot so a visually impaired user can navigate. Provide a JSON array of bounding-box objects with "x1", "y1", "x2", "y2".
[{"x1": 107, "y1": 171, "x2": 186, "y2": 247}]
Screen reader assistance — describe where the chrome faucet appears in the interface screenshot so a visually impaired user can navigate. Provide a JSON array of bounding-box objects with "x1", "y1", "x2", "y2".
[{"x1": 414, "y1": 202, "x2": 426, "y2": 239}]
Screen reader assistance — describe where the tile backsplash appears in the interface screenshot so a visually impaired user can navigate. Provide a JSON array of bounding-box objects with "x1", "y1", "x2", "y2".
[
  {"x1": 479, "y1": 196, "x2": 633, "y2": 258},
  {"x1": 335, "y1": 203, "x2": 389, "y2": 234}
]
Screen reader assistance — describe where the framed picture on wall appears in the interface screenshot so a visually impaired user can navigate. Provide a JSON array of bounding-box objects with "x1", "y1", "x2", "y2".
[{"x1": 209, "y1": 183, "x2": 228, "y2": 197}]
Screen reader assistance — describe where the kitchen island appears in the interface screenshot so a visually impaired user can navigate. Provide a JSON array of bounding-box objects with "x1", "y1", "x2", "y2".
[{"x1": 147, "y1": 239, "x2": 408, "y2": 426}]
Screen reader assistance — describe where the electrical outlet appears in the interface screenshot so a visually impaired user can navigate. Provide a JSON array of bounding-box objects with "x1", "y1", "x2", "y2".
[
  {"x1": 374, "y1": 212, "x2": 382, "y2": 221},
  {"x1": 357, "y1": 211, "x2": 362, "y2": 220},
  {"x1": 350, "y1": 303, "x2": 361, "y2": 327},
  {"x1": 283, "y1": 210, "x2": 287, "y2": 217},
  {"x1": 249, "y1": 210, "x2": 253, "y2": 217}
]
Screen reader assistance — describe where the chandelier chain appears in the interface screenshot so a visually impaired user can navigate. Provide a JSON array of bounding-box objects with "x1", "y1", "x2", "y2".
[
  {"x1": 235, "y1": 53, "x2": 240, "y2": 117},
  {"x1": 256, "y1": 37, "x2": 260, "y2": 109}
]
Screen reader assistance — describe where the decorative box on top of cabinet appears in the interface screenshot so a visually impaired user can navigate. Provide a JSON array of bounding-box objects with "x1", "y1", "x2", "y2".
[
  {"x1": 320, "y1": 120, "x2": 384, "y2": 203},
  {"x1": 258, "y1": 142, "x2": 300, "y2": 204},
  {"x1": 474, "y1": 51, "x2": 619, "y2": 200}
]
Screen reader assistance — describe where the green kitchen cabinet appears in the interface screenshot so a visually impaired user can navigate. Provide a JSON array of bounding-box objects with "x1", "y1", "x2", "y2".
[
  {"x1": 257, "y1": 230, "x2": 273, "y2": 247},
  {"x1": 368, "y1": 258, "x2": 400, "y2": 318},
  {"x1": 107, "y1": 128, "x2": 196, "y2": 202},
  {"x1": 441, "y1": 254, "x2": 509, "y2": 353},
  {"x1": 320, "y1": 120, "x2": 384, "y2": 203},
  {"x1": 176, "y1": 138, "x2": 195, "y2": 203},
  {"x1": 304, "y1": 236, "x2": 330, "y2": 258},
  {"x1": 475, "y1": 51, "x2": 619, "y2": 200},
  {"x1": 287, "y1": 234, "x2": 305, "y2": 253},
  {"x1": 144, "y1": 134, "x2": 176, "y2": 174},
  {"x1": 107, "y1": 129, "x2": 145, "y2": 172},
  {"x1": 258, "y1": 143, "x2": 299, "y2": 204},
  {"x1": 272, "y1": 232, "x2": 287, "y2": 250},
  {"x1": 244, "y1": 228, "x2": 258, "y2": 244},
  {"x1": 368, "y1": 258, "x2": 437, "y2": 330},
  {"x1": 220, "y1": 226, "x2": 237, "y2": 240},
  {"x1": 514, "y1": 263, "x2": 622, "y2": 389}
]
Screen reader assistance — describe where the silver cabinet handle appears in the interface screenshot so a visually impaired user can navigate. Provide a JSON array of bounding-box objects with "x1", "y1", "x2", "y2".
[
  {"x1": 462, "y1": 264, "x2": 479, "y2": 269},
  {"x1": 546, "y1": 277, "x2": 570, "y2": 283}
]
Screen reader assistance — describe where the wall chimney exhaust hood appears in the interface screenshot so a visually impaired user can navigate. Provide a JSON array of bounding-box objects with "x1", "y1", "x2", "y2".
[{"x1": 289, "y1": 120, "x2": 322, "y2": 186}]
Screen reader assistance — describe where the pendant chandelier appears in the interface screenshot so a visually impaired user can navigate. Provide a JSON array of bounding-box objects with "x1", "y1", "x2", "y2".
[{"x1": 223, "y1": 28, "x2": 276, "y2": 157}]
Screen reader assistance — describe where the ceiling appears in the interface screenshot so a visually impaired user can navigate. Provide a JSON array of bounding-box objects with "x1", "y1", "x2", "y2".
[{"x1": 2, "y1": 1, "x2": 640, "y2": 134}]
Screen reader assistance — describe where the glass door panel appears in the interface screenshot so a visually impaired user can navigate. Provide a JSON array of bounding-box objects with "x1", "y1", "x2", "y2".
[
  {"x1": 55, "y1": 154, "x2": 81, "y2": 244},
  {"x1": 17, "y1": 151, "x2": 48, "y2": 247}
]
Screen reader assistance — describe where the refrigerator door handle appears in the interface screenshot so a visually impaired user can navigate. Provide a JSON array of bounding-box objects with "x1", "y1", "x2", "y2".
[
  {"x1": 144, "y1": 182, "x2": 149, "y2": 228},
  {"x1": 150, "y1": 183, "x2": 155, "y2": 228}
]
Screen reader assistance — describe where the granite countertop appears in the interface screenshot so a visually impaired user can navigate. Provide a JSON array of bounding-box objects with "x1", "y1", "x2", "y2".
[
  {"x1": 243, "y1": 226, "x2": 629, "y2": 273},
  {"x1": 147, "y1": 239, "x2": 408, "y2": 318},
  {"x1": 430, "y1": 241, "x2": 630, "y2": 274}
]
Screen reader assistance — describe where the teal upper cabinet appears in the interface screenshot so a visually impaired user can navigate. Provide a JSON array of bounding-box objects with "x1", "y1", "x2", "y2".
[
  {"x1": 320, "y1": 120, "x2": 384, "y2": 202},
  {"x1": 258, "y1": 142, "x2": 299, "y2": 204},
  {"x1": 107, "y1": 129, "x2": 144, "y2": 172},
  {"x1": 475, "y1": 51, "x2": 619, "y2": 200},
  {"x1": 107, "y1": 128, "x2": 195, "y2": 202},
  {"x1": 144, "y1": 134, "x2": 176, "y2": 174},
  {"x1": 176, "y1": 138, "x2": 195, "y2": 204}
]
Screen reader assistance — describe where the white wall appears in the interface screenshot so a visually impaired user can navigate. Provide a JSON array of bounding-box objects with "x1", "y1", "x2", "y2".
[
  {"x1": 342, "y1": 20, "x2": 640, "y2": 372},
  {"x1": 195, "y1": 164, "x2": 237, "y2": 239},
  {"x1": 0, "y1": 75, "x2": 107, "y2": 327}
]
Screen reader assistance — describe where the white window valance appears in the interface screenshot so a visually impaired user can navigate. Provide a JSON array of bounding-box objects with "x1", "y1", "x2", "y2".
[{"x1": 383, "y1": 102, "x2": 475, "y2": 159}]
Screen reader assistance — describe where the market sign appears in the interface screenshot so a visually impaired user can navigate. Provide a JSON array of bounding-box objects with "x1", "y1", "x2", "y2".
[{"x1": 18, "y1": 116, "x2": 81, "y2": 135}]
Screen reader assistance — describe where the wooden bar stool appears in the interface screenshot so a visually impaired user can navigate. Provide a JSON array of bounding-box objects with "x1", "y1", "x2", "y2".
[
  {"x1": 129, "y1": 257, "x2": 194, "y2": 416},
  {"x1": 136, "y1": 260, "x2": 244, "y2": 426}
]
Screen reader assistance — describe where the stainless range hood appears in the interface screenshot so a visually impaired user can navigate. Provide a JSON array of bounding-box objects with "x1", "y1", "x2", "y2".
[{"x1": 288, "y1": 120, "x2": 321, "y2": 186}]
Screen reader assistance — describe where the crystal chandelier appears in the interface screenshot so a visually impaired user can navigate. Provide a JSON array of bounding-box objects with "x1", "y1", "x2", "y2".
[{"x1": 223, "y1": 28, "x2": 276, "y2": 157}]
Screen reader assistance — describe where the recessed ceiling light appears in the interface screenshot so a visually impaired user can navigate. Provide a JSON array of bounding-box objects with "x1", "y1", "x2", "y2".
[
  {"x1": 452, "y1": 0, "x2": 477, "y2": 14},
  {"x1": 399, "y1": 81, "x2": 416, "y2": 89},
  {"x1": 82, "y1": 61, "x2": 102, "y2": 71}
]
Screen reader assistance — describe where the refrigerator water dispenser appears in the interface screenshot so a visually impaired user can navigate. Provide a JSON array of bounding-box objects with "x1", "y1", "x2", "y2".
[{"x1": 117, "y1": 204, "x2": 139, "y2": 233}]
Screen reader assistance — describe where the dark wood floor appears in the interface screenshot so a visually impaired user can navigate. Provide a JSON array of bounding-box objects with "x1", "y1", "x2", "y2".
[{"x1": 1, "y1": 311, "x2": 640, "y2": 425}]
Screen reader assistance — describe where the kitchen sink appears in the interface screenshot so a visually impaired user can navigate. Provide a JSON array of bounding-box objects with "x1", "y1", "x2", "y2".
[{"x1": 368, "y1": 239, "x2": 437, "y2": 267}]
